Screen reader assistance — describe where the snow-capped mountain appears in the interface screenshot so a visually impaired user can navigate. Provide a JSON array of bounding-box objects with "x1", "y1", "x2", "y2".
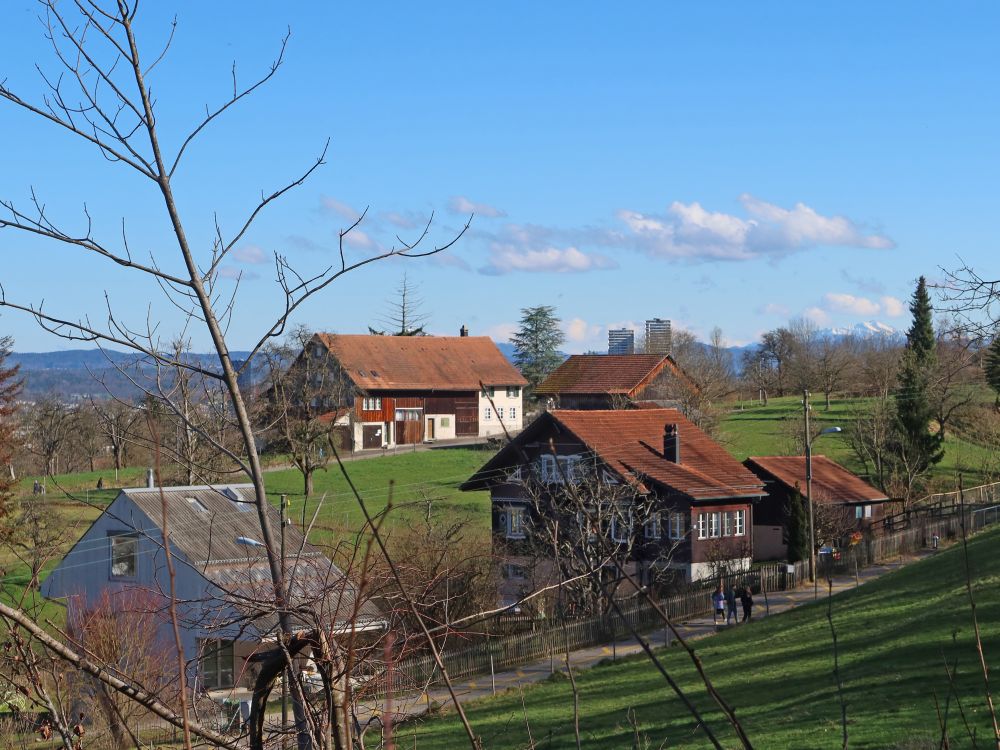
[{"x1": 828, "y1": 320, "x2": 901, "y2": 338}]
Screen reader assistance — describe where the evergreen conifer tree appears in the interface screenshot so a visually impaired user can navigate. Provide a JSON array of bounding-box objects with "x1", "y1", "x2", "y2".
[
  {"x1": 985, "y1": 334, "x2": 1000, "y2": 411},
  {"x1": 894, "y1": 276, "x2": 944, "y2": 472},
  {"x1": 511, "y1": 305, "x2": 565, "y2": 395},
  {"x1": 785, "y1": 484, "x2": 810, "y2": 563}
]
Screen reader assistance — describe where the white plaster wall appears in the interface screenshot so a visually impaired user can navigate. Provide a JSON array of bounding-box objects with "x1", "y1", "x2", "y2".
[
  {"x1": 478, "y1": 388, "x2": 523, "y2": 436},
  {"x1": 425, "y1": 414, "x2": 456, "y2": 440},
  {"x1": 689, "y1": 557, "x2": 753, "y2": 583}
]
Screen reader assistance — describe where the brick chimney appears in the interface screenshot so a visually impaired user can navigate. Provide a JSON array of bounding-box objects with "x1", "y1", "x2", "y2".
[
  {"x1": 663, "y1": 423, "x2": 680, "y2": 463},
  {"x1": 460, "y1": 324, "x2": 469, "y2": 337}
]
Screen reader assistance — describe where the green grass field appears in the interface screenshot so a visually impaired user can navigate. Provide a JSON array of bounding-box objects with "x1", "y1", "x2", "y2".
[
  {"x1": 398, "y1": 525, "x2": 1000, "y2": 749},
  {"x1": 722, "y1": 395, "x2": 997, "y2": 489}
]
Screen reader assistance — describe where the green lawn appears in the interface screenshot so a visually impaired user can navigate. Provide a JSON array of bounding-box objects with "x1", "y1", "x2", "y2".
[
  {"x1": 722, "y1": 395, "x2": 997, "y2": 489},
  {"x1": 398, "y1": 526, "x2": 1000, "y2": 749}
]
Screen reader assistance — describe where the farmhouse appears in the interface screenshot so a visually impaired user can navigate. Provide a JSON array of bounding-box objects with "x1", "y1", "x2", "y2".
[
  {"x1": 41, "y1": 484, "x2": 383, "y2": 692},
  {"x1": 302, "y1": 332, "x2": 527, "y2": 449},
  {"x1": 461, "y1": 408, "x2": 767, "y2": 605},
  {"x1": 534, "y1": 353, "x2": 697, "y2": 410},
  {"x1": 744, "y1": 455, "x2": 891, "y2": 560}
]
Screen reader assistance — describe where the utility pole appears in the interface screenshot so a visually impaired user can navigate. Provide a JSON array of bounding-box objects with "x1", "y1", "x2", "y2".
[
  {"x1": 280, "y1": 493, "x2": 288, "y2": 750},
  {"x1": 804, "y1": 390, "x2": 817, "y2": 598}
]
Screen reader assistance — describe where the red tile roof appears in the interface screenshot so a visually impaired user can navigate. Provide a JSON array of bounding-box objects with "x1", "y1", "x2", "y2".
[
  {"x1": 535, "y1": 354, "x2": 694, "y2": 397},
  {"x1": 551, "y1": 410, "x2": 765, "y2": 500},
  {"x1": 463, "y1": 409, "x2": 765, "y2": 501},
  {"x1": 314, "y1": 334, "x2": 527, "y2": 391},
  {"x1": 744, "y1": 456, "x2": 888, "y2": 504}
]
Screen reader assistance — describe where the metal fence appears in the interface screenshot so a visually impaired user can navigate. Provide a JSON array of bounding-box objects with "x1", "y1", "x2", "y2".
[{"x1": 380, "y1": 499, "x2": 1000, "y2": 698}]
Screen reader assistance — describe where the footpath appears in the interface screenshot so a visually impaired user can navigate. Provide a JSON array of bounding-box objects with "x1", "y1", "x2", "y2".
[{"x1": 357, "y1": 552, "x2": 932, "y2": 729}]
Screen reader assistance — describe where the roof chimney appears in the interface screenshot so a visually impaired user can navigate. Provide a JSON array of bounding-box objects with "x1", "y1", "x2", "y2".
[
  {"x1": 460, "y1": 324, "x2": 469, "y2": 337},
  {"x1": 146, "y1": 468, "x2": 155, "y2": 489},
  {"x1": 663, "y1": 423, "x2": 680, "y2": 464}
]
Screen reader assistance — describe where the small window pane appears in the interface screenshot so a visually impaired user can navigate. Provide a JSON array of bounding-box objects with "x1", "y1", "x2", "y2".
[{"x1": 110, "y1": 534, "x2": 137, "y2": 578}]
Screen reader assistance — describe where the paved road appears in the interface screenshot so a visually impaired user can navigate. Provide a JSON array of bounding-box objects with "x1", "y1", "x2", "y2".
[{"x1": 355, "y1": 552, "x2": 931, "y2": 730}]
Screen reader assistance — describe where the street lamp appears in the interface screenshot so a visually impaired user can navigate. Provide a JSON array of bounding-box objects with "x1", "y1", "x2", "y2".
[{"x1": 804, "y1": 389, "x2": 843, "y2": 599}]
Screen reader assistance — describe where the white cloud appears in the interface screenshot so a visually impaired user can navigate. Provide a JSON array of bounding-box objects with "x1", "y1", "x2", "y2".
[
  {"x1": 448, "y1": 196, "x2": 506, "y2": 218},
  {"x1": 231, "y1": 244, "x2": 267, "y2": 265},
  {"x1": 803, "y1": 306, "x2": 831, "y2": 326},
  {"x1": 342, "y1": 228, "x2": 376, "y2": 251},
  {"x1": 320, "y1": 196, "x2": 363, "y2": 222},
  {"x1": 380, "y1": 210, "x2": 422, "y2": 229},
  {"x1": 616, "y1": 194, "x2": 894, "y2": 261},
  {"x1": 880, "y1": 295, "x2": 907, "y2": 317},
  {"x1": 563, "y1": 317, "x2": 602, "y2": 344},
  {"x1": 758, "y1": 302, "x2": 790, "y2": 316},
  {"x1": 217, "y1": 266, "x2": 259, "y2": 281},
  {"x1": 480, "y1": 245, "x2": 617, "y2": 275},
  {"x1": 823, "y1": 292, "x2": 881, "y2": 316}
]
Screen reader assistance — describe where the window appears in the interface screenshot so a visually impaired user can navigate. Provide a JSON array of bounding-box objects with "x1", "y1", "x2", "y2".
[
  {"x1": 200, "y1": 639, "x2": 235, "y2": 690},
  {"x1": 644, "y1": 512, "x2": 662, "y2": 539},
  {"x1": 864, "y1": 505, "x2": 873, "y2": 518},
  {"x1": 723, "y1": 511, "x2": 733, "y2": 537},
  {"x1": 509, "y1": 407, "x2": 517, "y2": 420},
  {"x1": 483, "y1": 407, "x2": 492, "y2": 421},
  {"x1": 557, "y1": 455, "x2": 579, "y2": 483},
  {"x1": 855, "y1": 505, "x2": 864, "y2": 520},
  {"x1": 362, "y1": 397, "x2": 382, "y2": 411},
  {"x1": 611, "y1": 511, "x2": 632, "y2": 543},
  {"x1": 506, "y1": 386, "x2": 520, "y2": 398},
  {"x1": 696, "y1": 513, "x2": 707, "y2": 540},
  {"x1": 502, "y1": 563, "x2": 527, "y2": 580},
  {"x1": 734, "y1": 509, "x2": 745, "y2": 536},
  {"x1": 502, "y1": 505, "x2": 526, "y2": 539},
  {"x1": 539, "y1": 454, "x2": 555, "y2": 481},
  {"x1": 708, "y1": 512, "x2": 721, "y2": 538},
  {"x1": 481, "y1": 386, "x2": 495, "y2": 397},
  {"x1": 394, "y1": 408, "x2": 421, "y2": 421},
  {"x1": 109, "y1": 533, "x2": 138, "y2": 578},
  {"x1": 668, "y1": 511, "x2": 686, "y2": 540}
]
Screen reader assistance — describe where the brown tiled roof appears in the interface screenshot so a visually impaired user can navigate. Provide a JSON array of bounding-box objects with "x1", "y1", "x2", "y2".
[
  {"x1": 535, "y1": 354, "x2": 693, "y2": 397},
  {"x1": 744, "y1": 456, "x2": 889, "y2": 504},
  {"x1": 463, "y1": 409, "x2": 765, "y2": 501},
  {"x1": 314, "y1": 333, "x2": 527, "y2": 391}
]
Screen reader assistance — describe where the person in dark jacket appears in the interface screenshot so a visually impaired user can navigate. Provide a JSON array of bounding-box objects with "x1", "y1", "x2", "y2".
[
  {"x1": 740, "y1": 586, "x2": 754, "y2": 622},
  {"x1": 725, "y1": 585, "x2": 738, "y2": 625}
]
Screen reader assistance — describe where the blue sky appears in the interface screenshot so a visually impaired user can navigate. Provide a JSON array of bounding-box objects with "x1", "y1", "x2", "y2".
[{"x1": 2, "y1": 2, "x2": 998, "y2": 353}]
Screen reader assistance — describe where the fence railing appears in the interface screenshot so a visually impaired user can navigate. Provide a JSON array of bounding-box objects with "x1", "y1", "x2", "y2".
[{"x1": 376, "y1": 500, "x2": 1000, "y2": 698}]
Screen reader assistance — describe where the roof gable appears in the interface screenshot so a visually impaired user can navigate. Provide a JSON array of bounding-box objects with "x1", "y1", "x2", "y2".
[
  {"x1": 744, "y1": 456, "x2": 889, "y2": 504},
  {"x1": 314, "y1": 333, "x2": 527, "y2": 391},
  {"x1": 464, "y1": 409, "x2": 765, "y2": 501},
  {"x1": 535, "y1": 354, "x2": 691, "y2": 397}
]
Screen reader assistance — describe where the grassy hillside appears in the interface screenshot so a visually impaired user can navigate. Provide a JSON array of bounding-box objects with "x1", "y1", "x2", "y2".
[
  {"x1": 399, "y1": 526, "x2": 1000, "y2": 749},
  {"x1": 722, "y1": 395, "x2": 997, "y2": 489}
]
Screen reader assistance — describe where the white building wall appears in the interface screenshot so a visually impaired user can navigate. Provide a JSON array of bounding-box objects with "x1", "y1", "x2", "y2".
[
  {"x1": 478, "y1": 387, "x2": 523, "y2": 437},
  {"x1": 425, "y1": 413, "x2": 456, "y2": 440}
]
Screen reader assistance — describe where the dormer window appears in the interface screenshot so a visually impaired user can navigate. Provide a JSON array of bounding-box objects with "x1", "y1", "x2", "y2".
[{"x1": 223, "y1": 487, "x2": 252, "y2": 512}]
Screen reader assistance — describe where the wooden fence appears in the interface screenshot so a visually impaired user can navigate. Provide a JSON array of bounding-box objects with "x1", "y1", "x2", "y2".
[{"x1": 377, "y1": 500, "x2": 1000, "y2": 698}]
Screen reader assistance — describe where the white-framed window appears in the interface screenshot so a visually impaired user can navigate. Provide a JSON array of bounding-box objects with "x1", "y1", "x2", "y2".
[
  {"x1": 362, "y1": 397, "x2": 382, "y2": 411},
  {"x1": 200, "y1": 639, "x2": 235, "y2": 690},
  {"x1": 509, "y1": 407, "x2": 517, "y2": 420},
  {"x1": 644, "y1": 512, "x2": 662, "y2": 539},
  {"x1": 507, "y1": 465, "x2": 523, "y2": 482},
  {"x1": 668, "y1": 511, "x2": 686, "y2": 540},
  {"x1": 696, "y1": 513, "x2": 707, "y2": 540},
  {"x1": 109, "y1": 533, "x2": 138, "y2": 578},
  {"x1": 864, "y1": 505, "x2": 872, "y2": 518},
  {"x1": 484, "y1": 408, "x2": 492, "y2": 420},
  {"x1": 539, "y1": 454, "x2": 556, "y2": 481},
  {"x1": 734, "y1": 509, "x2": 745, "y2": 536},
  {"x1": 708, "y1": 512, "x2": 721, "y2": 538},
  {"x1": 505, "y1": 505, "x2": 527, "y2": 539},
  {"x1": 506, "y1": 386, "x2": 520, "y2": 398},
  {"x1": 481, "y1": 386, "x2": 496, "y2": 397},
  {"x1": 723, "y1": 511, "x2": 733, "y2": 537},
  {"x1": 855, "y1": 505, "x2": 864, "y2": 520},
  {"x1": 557, "y1": 455, "x2": 579, "y2": 483},
  {"x1": 394, "y1": 408, "x2": 421, "y2": 421},
  {"x1": 610, "y1": 511, "x2": 632, "y2": 543}
]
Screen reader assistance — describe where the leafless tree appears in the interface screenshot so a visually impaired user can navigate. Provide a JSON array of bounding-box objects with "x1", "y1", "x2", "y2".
[
  {"x1": 0, "y1": 3, "x2": 470, "y2": 748},
  {"x1": 815, "y1": 335, "x2": 854, "y2": 410},
  {"x1": 90, "y1": 396, "x2": 144, "y2": 475},
  {"x1": 368, "y1": 272, "x2": 430, "y2": 336},
  {"x1": 26, "y1": 395, "x2": 76, "y2": 477}
]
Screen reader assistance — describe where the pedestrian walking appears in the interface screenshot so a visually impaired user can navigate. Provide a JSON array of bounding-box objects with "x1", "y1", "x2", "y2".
[
  {"x1": 740, "y1": 586, "x2": 754, "y2": 622},
  {"x1": 725, "y1": 584, "x2": 738, "y2": 624},
  {"x1": 712, "y1": 584, "x2": 725, "y2": 625}
]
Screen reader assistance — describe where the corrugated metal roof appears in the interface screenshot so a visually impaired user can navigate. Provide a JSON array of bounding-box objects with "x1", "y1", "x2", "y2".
[
  {"x1": 744, "y1": 456, "x2": 889, "y2": 504},
  {"x1": 535, "y1": 354, "x2": 693, "y2": 397},
  {"x1": 314, "y1": 333, "x2": 527, "y2": 391}
]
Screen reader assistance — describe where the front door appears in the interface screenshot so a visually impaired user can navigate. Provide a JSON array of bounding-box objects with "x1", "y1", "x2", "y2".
[{"x1": 426, "y1": 418, "x2": 435, "y2": 440}]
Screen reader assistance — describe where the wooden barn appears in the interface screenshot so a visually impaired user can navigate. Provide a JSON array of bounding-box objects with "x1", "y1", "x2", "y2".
[{"x1": 304, "y1": 332, "x2": 527, "y2": 449}]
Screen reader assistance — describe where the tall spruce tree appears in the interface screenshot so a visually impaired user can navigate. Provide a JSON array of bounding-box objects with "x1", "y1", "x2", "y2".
[
  {"x1": 894, "y1": 276, "x2": 944, "y2": 472},
  {"x1": 985, "y1": 333, "x2": 1000, "y2": 411},
  {"x1": 511, "y1": 305, "x2": 565, "y2": 395},
  {"x1": 785, "y1": 485, "x2": 810, "y2": 563}
]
